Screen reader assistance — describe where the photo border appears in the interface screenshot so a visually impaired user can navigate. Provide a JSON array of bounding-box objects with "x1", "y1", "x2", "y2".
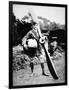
[{"x1": 9, "y1": 1, "x2": 67, "y2": 89}]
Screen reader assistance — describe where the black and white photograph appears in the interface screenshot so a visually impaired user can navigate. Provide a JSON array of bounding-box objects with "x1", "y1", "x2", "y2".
[{"x1": 9, "y1": 1, "x2": 67, "y2": 89}]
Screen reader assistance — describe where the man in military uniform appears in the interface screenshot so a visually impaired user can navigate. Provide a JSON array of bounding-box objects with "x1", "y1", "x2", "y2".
[{"x1": 22, "y1": 21, "x2": 48, "y2": 76}]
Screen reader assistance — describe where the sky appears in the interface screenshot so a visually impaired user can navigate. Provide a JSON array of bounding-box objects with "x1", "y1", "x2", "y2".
[{"x1": 13, "y1": 4, "x2": 65, "y2": 25}]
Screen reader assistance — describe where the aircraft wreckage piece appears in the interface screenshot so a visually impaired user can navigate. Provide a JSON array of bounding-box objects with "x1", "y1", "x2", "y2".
[{"x1": 37, "y1": 22, "x2": 59, "y2": 80}]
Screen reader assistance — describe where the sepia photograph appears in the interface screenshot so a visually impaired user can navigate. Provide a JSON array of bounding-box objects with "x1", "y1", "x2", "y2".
[{"x1": 9, "y1": 1, "x2": 67, "y2": 89}]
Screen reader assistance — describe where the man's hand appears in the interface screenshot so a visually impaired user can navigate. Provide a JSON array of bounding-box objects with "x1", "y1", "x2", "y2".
[{"x1": 39, "y1": 36, "x2": 47, "y2": 44}]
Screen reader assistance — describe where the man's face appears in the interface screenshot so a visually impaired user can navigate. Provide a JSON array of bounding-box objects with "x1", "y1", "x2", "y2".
[{"x1": 33, "y1": 24, "x2": 38, "y2": 30}]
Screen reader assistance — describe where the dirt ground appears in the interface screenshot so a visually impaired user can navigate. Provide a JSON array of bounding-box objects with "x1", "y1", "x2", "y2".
[{"x1": 13, "y1": 53, "x2": 65, "y2": 86}]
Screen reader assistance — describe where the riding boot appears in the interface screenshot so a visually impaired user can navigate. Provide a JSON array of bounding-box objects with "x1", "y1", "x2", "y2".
[
  {"x1": 30, "y1": 62, "x2": 34, "y2": 73},
  {"x1": 41, "y1": 63, "x2": 49, "y2": 76}
]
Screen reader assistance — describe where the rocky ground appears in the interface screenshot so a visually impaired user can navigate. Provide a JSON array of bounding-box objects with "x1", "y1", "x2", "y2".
[{"x1": 13, "y1": 46, "x2": 65, "y2": 86}]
